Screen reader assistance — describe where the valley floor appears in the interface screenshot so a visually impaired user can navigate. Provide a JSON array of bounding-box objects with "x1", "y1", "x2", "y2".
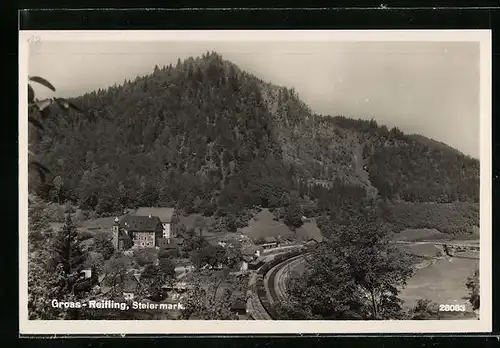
[{"x1": 399, "y1": 250, "x2": 479, "y2": 313}]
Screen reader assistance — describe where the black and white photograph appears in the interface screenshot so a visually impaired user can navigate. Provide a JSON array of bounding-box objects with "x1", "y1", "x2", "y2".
[{"x1": 19, "y1": 30, "x2": 491, "y2": 334}]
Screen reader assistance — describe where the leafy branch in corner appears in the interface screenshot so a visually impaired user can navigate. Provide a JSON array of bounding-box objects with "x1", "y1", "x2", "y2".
[{"x1": 28, "y1": 75, "x2": 82, "y2": 201}]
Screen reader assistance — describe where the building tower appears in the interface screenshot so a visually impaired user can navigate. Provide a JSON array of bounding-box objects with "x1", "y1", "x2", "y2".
[{"x1": 112, "y1": 217, "x2": 120, "y2": 251}]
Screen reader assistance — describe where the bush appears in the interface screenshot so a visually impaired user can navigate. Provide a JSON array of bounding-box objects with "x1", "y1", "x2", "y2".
[
  {"x1": 158, "y1": 249, "x2": 172, "y2": 259},
  {"x1": 94, "y1": 231, "x2": 115, "y2": 260},
  {"x1": 141, "y1": 264, "x2": 159, "y2": 280},
  {"x1": 201, "y1": 202, "x2": 217, "y2": 216},
  {"x1": 466, "y1": 268, "x2": 480, "y2": 311},
  {"x1": 159, "y1": 258, "x2": 176, "y2": 278},
  {"x1": 63, "y1": 203, "x2": 76, "y2": 214},
  {"x1": 133, "y1": 248, "x2": 158, "y2": 267},
  {"x1": 44, "y1": 204, "x2": 66, "y2": 222},
  {"x1": 84, "y1": 251, "x2": 105, "y2": 277},
  {"x1": 74, "y1": 209, "x2": 87, "y2": 222},
  {"x1": 77, "y1": 230, "x2": 93, "y2": 242},
  {"x1": 410, "y1": 299, "x2": 439, "y2": 319}
]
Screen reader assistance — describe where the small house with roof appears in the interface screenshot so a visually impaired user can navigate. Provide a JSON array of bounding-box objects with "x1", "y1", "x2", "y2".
[
  {"x1": 122, "y1": 271, "x2": 143, "y2": 300},
  {"x1": 260, "y1": 236, "x2": 279, "y2": 250}
]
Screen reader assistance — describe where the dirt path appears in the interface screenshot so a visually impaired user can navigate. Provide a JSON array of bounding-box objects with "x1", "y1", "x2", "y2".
[{"x1": 353, "y1": 142, "x2": 378, "y2": 198}]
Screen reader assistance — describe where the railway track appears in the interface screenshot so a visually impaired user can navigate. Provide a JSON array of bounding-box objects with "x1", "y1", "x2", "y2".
[
  {"x1": 246, "y1": 246, "x2": 315, "y2": 320},
  {"x1": 264, "y1": 254, "x2": 306, "y2": 304}
]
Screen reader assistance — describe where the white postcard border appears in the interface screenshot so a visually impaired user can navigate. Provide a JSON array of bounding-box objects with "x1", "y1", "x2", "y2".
[{"x1": 19, "y1": 29, "x2": 492, "y2": 334}]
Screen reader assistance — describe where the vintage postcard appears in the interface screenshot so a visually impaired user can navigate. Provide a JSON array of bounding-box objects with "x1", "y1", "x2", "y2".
[{"x1": 19, "y1": 30, "x2": 492, "y2": 334}]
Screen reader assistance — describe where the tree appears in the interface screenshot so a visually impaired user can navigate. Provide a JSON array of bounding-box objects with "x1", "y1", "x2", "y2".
[
  {"x1": 284, "y1": 252, "x2": 369, "y2": 319},
  {"x1": 49, "y1": 214, "x2": 87, "y2": 293},
  {"x1": 52, "y1": 175, "x2": 64, "y2": 204},
  {"x1": 28, "y1": 247, "x2": 68, "y2": 319},
  {"x1": 133, "y1": 248, "x2": 157, "y2": 267},
  {"x1": 410, "y1": 299, "x2": 439, "y2": 320},
  {"x1": 140, "y1": 264, "x2": 159, "y2": 280},
  {"x1": 181, "y1": 286, "x2": 237, "y2": 320},
  {"x1": 300, "y1": 206, "x2": 415, "y2": 320},
  {"x1": 284, "y1": 192, "x2": 303, "y2": 229},
  {"x1": 183, "y1": 235, "x2": 209, "y2": 254},
  {"x1": 28, "y1": 196, "x2": 50, "y2": 247},
  {"x1": 254, "y1": 237, "x2": 266, "y2": 245},
  {"x1": 224, "y1": 242, "x2": 243, "y2": 269},
  {"x1": 94, "y1": 231, "x2": 115, "y2": 260},
  {"x1": 159, "y1": 257, "x2": 176, "y2": 278},
  {"x1": 190, "y1": 244, "x2": 226, "y2": 269},
  {"x1": 144, "y1": 273, "x2": 169, "y2": 302},
  {"x1": 466, "y1": 267, "x2": 480, "y2": 311},
  {"x1": 327, "y1": 212, "x2": 413, "y2": 319},
  {"x1": 84, "y1": 251, "x2": 105, "y2": 279},
  {"x1": 193, "y1": 216, "x2": 206, "y2": 236},
  {"x1": 273, "y1": 299, "x2": 317, "y2": 320},
  {"x1": 103, "y1": 254, "x2": 131, "y2": 288},
  {"x1": 158, "y1": 248, "x2": 173, "y2": 260},
  {"x1": 29, "y1": 213, "x2": 92, "y2": 319}
]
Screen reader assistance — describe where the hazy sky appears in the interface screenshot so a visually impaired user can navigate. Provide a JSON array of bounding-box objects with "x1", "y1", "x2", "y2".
[{"x1": 28, "y1": 40, "x2": 480, "y2": 158}]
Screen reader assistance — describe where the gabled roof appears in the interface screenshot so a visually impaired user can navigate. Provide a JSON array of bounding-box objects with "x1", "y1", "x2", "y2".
[
  {"x1": 134, "y1": 207, "x2": 175, "y2": 223},
  {"x1": 119, "y1": 215, "x2": 162, "y2": 232},
  {"x1": 242, "y1": 255, "x2": 254, "y2": 262},
  {"x1": 122, "y1": 271, "x2": 142, "y2": 292}
]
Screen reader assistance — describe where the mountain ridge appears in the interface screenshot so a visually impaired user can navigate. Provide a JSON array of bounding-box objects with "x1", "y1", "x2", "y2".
[{"x1": 29, "y1": 51, "x2": 479, "y2": 234}]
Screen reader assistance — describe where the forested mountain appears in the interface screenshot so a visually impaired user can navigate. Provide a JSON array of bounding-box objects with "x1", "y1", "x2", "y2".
[{"x1": 29, "y1": 51, "x2": 480, "y2": 234}]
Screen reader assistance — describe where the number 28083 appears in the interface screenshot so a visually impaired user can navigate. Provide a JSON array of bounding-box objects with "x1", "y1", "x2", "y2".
[{"x1": 439, "y1": 304, "x2": 466, "y2": 312}]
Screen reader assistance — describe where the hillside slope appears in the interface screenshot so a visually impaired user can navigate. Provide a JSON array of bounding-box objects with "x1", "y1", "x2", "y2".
[{"x1": 29, "y1": 51, "x2": 480, "y2": 235}]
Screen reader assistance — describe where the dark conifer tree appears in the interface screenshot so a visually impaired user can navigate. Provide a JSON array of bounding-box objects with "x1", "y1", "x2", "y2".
[{"x1": 50, "y1": 214, "x2": 86, "y2": 293}]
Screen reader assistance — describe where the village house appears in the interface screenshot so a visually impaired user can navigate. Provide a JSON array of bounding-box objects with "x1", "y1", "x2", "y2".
[
  {"x1": 112, "y1": 215, "x2": 163, "y2": 251},
  {"x1": 260, "y1": 236, "x2": 279, "y2": 250},
  {"x1": 240, "y1": 254, "x2": 254, "y2": 272},
  {"x1": 122, "y1": 271, "x2": 142, "y2": 301},
  {"x1": 112, "y1": 207, "x2": 180, "y2": 252},
  {"x1": 306, "y1": 235, "x2": 324, "y2": 245},
  {"x1": 133, "y1": 207, "x2": 177, "y2": 243}
]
